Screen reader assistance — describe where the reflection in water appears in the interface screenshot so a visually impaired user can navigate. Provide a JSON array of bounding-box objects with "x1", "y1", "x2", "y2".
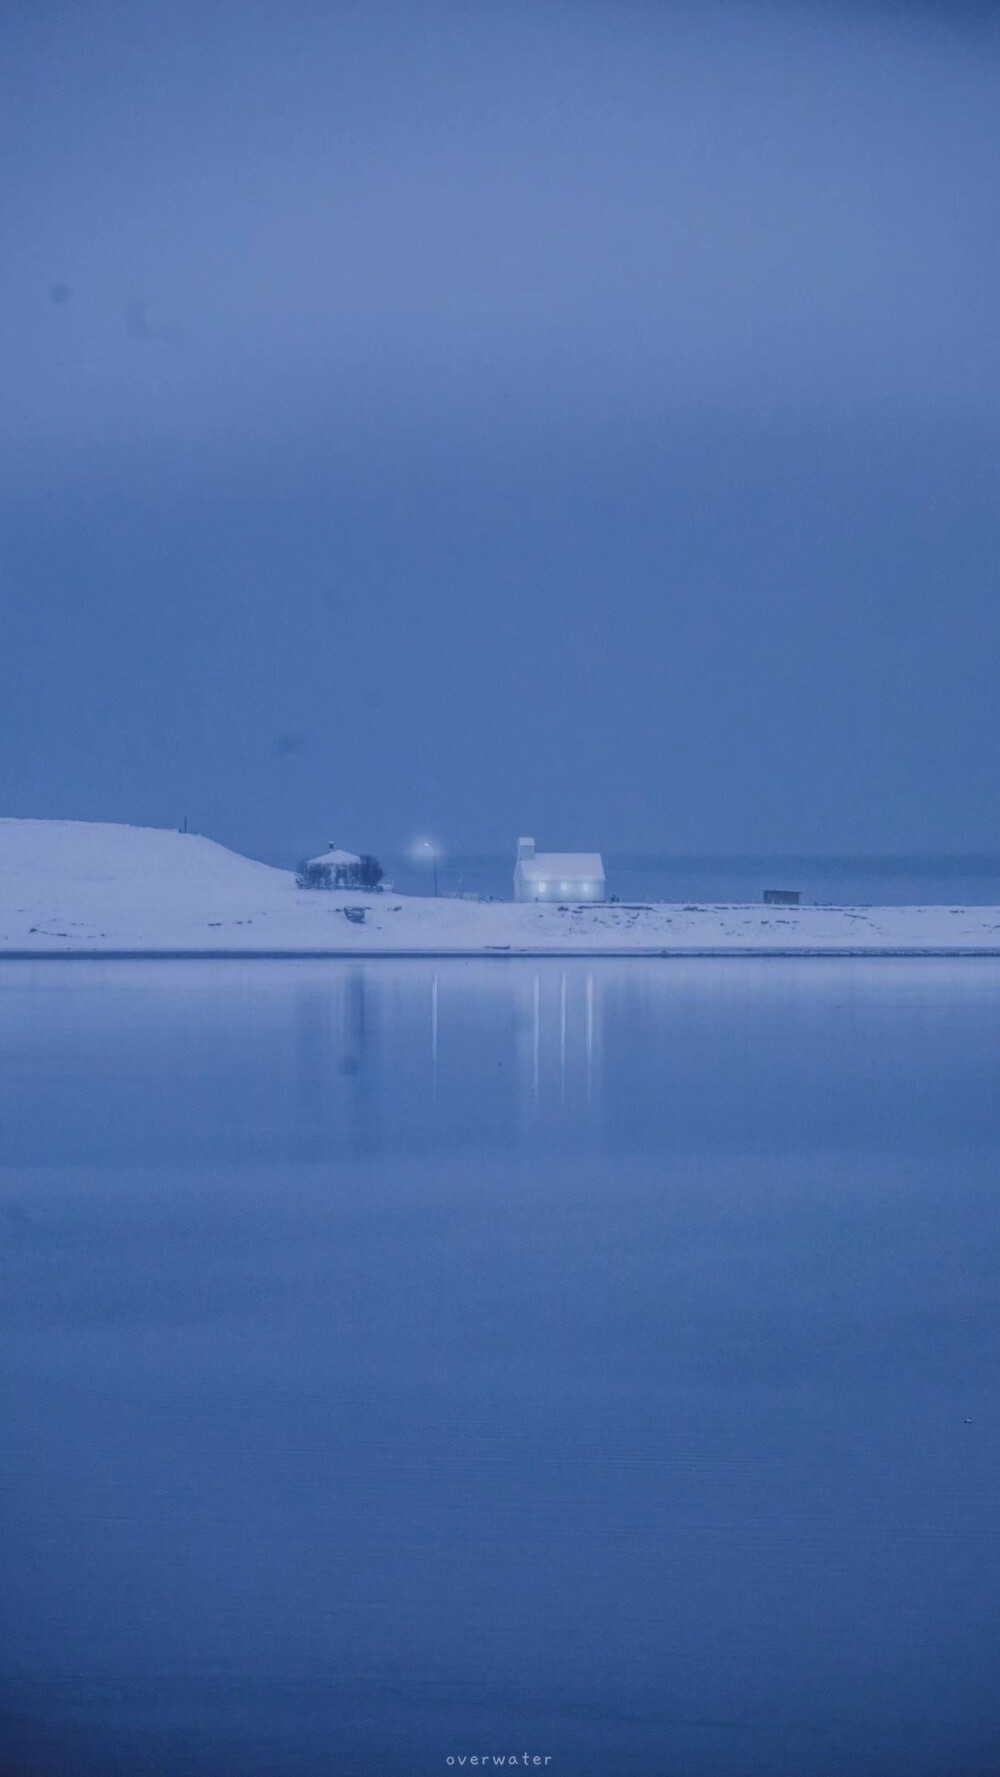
[
  {"x1": 1, "y1": 959, "x2": 1000, "y2": 1776},
  {"x1": 431, "y1": 971, "x2": 438, "y2": 1103},
  {"x1": 3, "y1": 955, "x2": 999, "y2": 1165},
  {"x1": 586, "y1": 970, "x2": 594, "y2": 1106}
]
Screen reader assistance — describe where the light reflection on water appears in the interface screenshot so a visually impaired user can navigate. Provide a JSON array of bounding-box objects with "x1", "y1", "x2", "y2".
[{"x1": 1, "y1": 959, "x2": 999, "y2": 1777}]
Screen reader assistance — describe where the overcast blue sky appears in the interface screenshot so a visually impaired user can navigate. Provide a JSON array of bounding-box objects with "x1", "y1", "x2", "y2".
[{"x1": 2, "y1": 0, "x2": 998, "y2": 863}]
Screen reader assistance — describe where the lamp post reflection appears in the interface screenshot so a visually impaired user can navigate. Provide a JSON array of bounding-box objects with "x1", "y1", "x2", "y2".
[{"x1": 431, "y1": 971, "x2": 439, "y2": 1101}]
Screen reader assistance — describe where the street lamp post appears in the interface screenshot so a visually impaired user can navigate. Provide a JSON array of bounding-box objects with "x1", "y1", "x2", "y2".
[{"x1": 416, "y1": 839, "x2": 438, "y2": 896}]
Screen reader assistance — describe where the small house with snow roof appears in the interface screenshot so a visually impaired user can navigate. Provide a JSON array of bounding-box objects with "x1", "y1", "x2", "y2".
[{"x1": 297, "y1": 845, "x2": 383, "y2": 891}]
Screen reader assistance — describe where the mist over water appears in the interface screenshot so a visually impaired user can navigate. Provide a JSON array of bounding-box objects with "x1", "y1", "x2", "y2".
[{"x1": 386, "y1": 854, "x2": 1000, "y2": 906}]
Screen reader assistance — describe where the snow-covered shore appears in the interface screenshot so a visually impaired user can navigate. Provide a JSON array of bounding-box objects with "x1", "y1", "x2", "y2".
[{"x1": 2, "y1": 819, "x2": 1000, "y2": 957}]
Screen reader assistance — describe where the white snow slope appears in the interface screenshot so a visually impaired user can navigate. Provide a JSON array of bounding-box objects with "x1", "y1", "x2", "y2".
[{"x1": 2, "y1": 820, "x2": 1000, "y2": 955}]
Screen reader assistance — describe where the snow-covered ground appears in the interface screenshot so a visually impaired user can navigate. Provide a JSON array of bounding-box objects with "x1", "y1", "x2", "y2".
[{"x1": 3, "y1": 819, "x2": 1000, "y2": 955}]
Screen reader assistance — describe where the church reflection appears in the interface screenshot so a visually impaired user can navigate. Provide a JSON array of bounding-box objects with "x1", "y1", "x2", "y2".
[{"x1": 291, "y1": 960, "x2": 607, "y2": 1158}]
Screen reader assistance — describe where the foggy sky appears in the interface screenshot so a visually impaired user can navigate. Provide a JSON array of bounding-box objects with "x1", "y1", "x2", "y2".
[{"x1": 2, "y1": 0, "x2": 999, "y2": 862}]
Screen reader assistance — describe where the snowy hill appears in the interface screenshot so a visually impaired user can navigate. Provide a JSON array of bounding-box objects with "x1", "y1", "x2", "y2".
[
  {"x1": 0, "y1": 819, "x2": 288, "y2": 893},
  {"x1": 2, "y1": 820, "x2": 1000, "y2": 955},
  {"x1": 0, "y1": 820, "x2": 291, "y2": 949}
]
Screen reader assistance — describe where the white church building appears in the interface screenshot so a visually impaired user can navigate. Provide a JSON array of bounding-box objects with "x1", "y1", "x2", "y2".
[{"x1": 513, "y1": 838, "x2": 605, "y2": 903}]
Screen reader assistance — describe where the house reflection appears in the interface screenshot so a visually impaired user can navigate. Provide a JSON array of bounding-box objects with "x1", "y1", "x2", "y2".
[{"x1": 294, "y1": 966, "x2": 377, "y2": 1159}]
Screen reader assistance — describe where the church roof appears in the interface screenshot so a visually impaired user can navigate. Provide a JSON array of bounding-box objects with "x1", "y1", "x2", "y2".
[{"x1": 516, "y1": 852, "x2": 604, "y2": 880}]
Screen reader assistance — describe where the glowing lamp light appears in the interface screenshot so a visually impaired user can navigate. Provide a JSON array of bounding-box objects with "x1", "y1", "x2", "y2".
[{"x1": 409, "y1": 836, "x2": 442, "y2": 896}]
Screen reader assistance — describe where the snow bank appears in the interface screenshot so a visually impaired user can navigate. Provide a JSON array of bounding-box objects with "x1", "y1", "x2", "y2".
[{"x1": 2, "y1": 820, "x2": 1000, "y2": 955}]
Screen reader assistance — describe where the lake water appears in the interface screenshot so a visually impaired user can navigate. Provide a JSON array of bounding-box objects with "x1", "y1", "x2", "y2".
[{"x1": 2, "y1": 959, "x2": 999, "y2": 1777}]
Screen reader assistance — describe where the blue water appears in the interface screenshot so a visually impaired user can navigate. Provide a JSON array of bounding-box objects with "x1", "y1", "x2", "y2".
[
  {"x1": 2, "y1": 959, "x2": 999, "y2": 1777},
  {"x1": 387, "y1": 853, "x2": 1000, "y2": 905}
]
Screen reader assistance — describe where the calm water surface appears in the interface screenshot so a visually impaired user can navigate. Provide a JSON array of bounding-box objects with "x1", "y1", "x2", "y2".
[{"x1": 1, "y1": 959, "x2": 999, "y2": 1777}]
